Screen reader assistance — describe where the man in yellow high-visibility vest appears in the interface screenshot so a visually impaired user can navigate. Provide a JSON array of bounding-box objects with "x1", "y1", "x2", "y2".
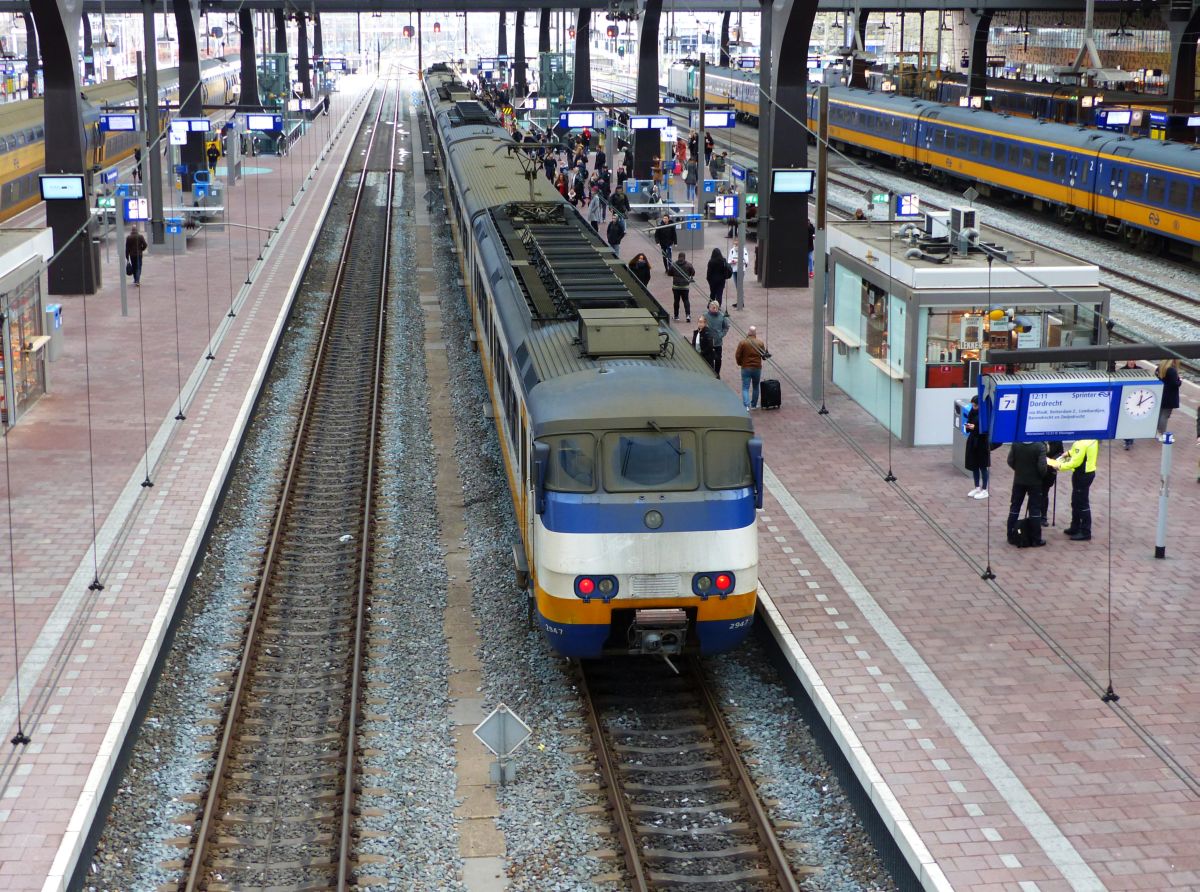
[{"x1": 1048, "y1": 439, "x2": 1099, "y2": 541}]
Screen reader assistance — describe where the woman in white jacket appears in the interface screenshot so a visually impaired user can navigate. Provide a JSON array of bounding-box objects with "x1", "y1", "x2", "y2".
[{"x1": 727, "y1": 238, "x2": 750, "y2": 286}]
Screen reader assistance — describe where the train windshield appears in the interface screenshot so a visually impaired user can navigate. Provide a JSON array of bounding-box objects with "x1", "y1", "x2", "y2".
[
  {"x1": 602, "y1": 431, "x2": 698, "y2": 493},
  {"x1": 544, "y1": 434, "x2": 597, "y2": 493},
  {"x1": 704, "y1": 431, "x2": 753, "y2": 489}
]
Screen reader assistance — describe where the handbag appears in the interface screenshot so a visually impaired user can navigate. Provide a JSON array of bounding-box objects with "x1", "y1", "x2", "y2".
[{"x1": 125, "y1": 260, "x2": 134, "y2": 276}]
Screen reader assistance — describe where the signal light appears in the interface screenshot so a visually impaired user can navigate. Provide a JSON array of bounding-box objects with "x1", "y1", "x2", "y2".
[
  {"x1": 715, "y1": 574, "x2": 732, "y2": 592},
  {"x1": 693, "y1": 571, "x2": 736, "y2": 599},
  {"x1": 606, "y1": 25, "x2": 618, "y2": 38},
  {"x1": 569, "y1": 26, "x2": 576, "y2": 38},
  {"x1": 433, "y1": 21, "x2": 441, "y2": 33},
  {"x1": 578, "y1": 577, "x2": 595, "y2": 595},
  {"x1": 574, "y1": 575, "x2": 618, "y2": 602},
  {"x1": 402, "y1": 25, "x2": 415, "y2": 39}
]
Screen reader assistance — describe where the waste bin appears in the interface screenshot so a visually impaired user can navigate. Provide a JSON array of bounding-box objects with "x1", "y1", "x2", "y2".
[
  {"x1": 165, "y1": 216, "x2": 186, "y2": 254},
  {"x1": 953, "y1": 398, "x2": 971, "y2": 474},
  {"x1": 44, "y1": 304, "x2": 63, "y2": 362}
]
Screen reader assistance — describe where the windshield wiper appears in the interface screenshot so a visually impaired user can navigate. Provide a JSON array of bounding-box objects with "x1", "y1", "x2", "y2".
[{"x1": 647, "y1": 420, "x2": 684, "y2": 456}]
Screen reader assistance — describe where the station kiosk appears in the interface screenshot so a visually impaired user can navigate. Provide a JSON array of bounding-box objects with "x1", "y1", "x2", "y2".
[{"x1": 0, "y1": 229, "x2": 56, "y2": 429}]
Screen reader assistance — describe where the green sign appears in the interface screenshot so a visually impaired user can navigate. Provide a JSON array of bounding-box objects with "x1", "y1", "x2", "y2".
[{"x1": 871, "y1": 192, "x2": 889, "y2": 204}]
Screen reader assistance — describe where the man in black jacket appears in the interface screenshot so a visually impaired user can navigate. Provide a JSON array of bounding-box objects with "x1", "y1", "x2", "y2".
[
  {"x1": 654, "y1": 213, "x2": 677, "y2": 274},
  {"x1": 1007, "y1": 440, "x2": 1048, "y2": 546}
]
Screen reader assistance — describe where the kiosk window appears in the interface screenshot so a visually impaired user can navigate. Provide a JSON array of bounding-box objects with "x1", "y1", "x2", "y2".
[{"x1": 862, "y1": 281, "x2": 889, "y2": 360}]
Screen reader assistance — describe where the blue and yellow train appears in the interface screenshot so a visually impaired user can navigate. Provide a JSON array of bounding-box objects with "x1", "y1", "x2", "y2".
[
  {"x1": 0, "y1": 56, "x2": 240, "y2": 222},
  {"x1": 422, "y1": 64, "x2": 762, "y2": 659}
]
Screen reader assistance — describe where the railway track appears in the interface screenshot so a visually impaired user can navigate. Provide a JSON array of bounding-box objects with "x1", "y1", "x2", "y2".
[
  {"x1": 581, "y1": 658, "x2": 808, "y2": 891},
  {"x1": 180, "y1": 79, "x2": 399, "y2": 890}
]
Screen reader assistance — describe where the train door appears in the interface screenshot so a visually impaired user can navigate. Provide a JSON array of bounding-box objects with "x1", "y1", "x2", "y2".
[{"x1": 1064, "y1": 154, "x2": 1084, "y2": 210}]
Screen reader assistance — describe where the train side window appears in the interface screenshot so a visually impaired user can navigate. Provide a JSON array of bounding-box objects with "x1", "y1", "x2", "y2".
[
  {"x1": 1052, "y1": 155, "x2": 1065, "y2": 178},
  {"x1": 543, "y1": 434, "x2": 596, "y2": 492},
  {"x1": 1168, "y1": 180, "x2": 1187, "y2": 209},
  {"x1": 956, "y1": 133, "x2": 967, "y2": 153},
  {"x1": 968, "y1": 136, "x2": 980, "y2": 156},
  {"x1": 1021, "y1": 148, "x2": 1034, "y2": 171},
  {"x1": 994, "y1": 142, "x2": 1005, "y2": 162},
  {"x1": 1008, "y1": 144, "x2": 1019, "y2": 166},
  {"x1": 1147, "y1": 174, "x2": 1165, "y2": 204},
  {"x1": 1036, "y1": 152, "x2": 1050, "y2": 174},
  {"x1": 1127, "y1": 170, "x2": 1145, "y2": 197},
  {"x1": 1192, "y1": 186, "x2": 1200, "y2": 215}
]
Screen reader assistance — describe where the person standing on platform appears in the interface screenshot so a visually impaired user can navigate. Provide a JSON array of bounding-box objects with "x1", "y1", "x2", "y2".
[
  {"x1": 735, "y1": 326, "x2": 766, "y2": 409},
  {"x1": 125, "y1": 225, "x2": 147, "y2": 287},
  {"x1": 685, "y1": 157, "x2": 699, "y2": 201},
  {"x1": 671, "y1": 251, "x2": 695, "y2": 322},
  {"x1": 706, "y1": 248, "x2": 732, "y2": 306},
  {"x1": 691, "y1": 315, "x2": 716, "y2": 372},
  {"x1": 727, "y1": 238, "x2": 749, "y2": 288},
  {"x1": 703, "y1": 300, "x2": 730, "y2": 378},
  {"x1": 1156, "y1": 358, "x2": 1181, "y2": 439},
  {"x1": 628, "y1": 252, "x2": 652, "y2": 288},
  {"x1": 964, "y1": 395, "x2": 990, "y2": 499},
  {"x1": 594, "y1": 146, "x2": 606, "y2": 173},
  {"x1": 206, "y1": 142, "x2": 220, "y2": 173},
  {"x1": 703, "y1": 132, "x2": 714, "y2": 166},
  {"x1": 132, "y1": 146, "x2": 142, "y2": 182},
  {"x1": 1040, "y1": 440, "x2": 1064, "y2": 526},
  {"x1": 654, "y1": 213, "x2": 677, "y2": 274},
  {"x1": 1006, "y1": 440, "x2": 1048, "y2": 546},
  {"x1": 1049, "y1": 438, "x2": 1099, "y2": 541}
]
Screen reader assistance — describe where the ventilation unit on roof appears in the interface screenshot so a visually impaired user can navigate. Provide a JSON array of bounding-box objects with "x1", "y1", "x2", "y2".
[{"x1": 578, "y1": 308, "x2": 662, "y2": 358}]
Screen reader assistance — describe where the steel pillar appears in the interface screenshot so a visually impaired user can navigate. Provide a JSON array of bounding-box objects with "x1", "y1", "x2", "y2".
[
  {"x1": 571, "y1": 8, "x2": 593, "y2": 105},
  {"x1": 967, "y1": 10, "x2": 992, "y2": 98},
  {"x1": 514, "y1": 11, "x2": 527, "y2": 97},
  {"x1": 82, "y1": 12, "x2": 94, "y2": 80},
  {"x1": 30, "y1": 0, "x2": 98, "y2": 293},
  {"x1": 539, "y1": 7, "x2": 551, "y2": 53},
  {"x1": 274, "y1": 8, "x2": 286, "y2": 54},
  {"x1": 174, "y1": 0, "x2": 206, "y2": 192},
  {"x1": 850, "y1": 11, "x2": 869, "y2": 87},
  {"x1": 297, "y1": 10, "x2": 311, "y2": 99},
  {"x1": 142, "y1": 0, "x2": 163, "y2": 243},
  {"x1": 499, "y1": 11, "x2": 507, "y2": 58},
  {"x1": 22, "y1": 11, "x2": 38, "y2": 97},
  {"x1": 238, "y1": 9, "x2": 263, "y2": 111},
  {"x1": 314, "y1": 10, "x2": 323, "y2": 76},
  {"x1": 759, "y1": 0, "x2": 818, "y2": 288},
  {"x1": 719, "y1": 11, "x2": 730, "y2": 67},
  {"x1": 633, "y1": 0, "x2": 661, "y2": 180},
  {"x1": 1166, "y1": 6, "x2": 1200, "y2": 121}
]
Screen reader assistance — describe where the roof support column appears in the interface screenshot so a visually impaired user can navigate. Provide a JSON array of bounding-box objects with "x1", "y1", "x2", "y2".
[
  {"x1": 22, "y1": 12, "x2": 38, "y2": 97},
  {"x1": 1166, "y1": 6, "x2": 1200, "y2": 123},
  {"x1": 29, "y1": 0, "x2": 98, "y2": 292},
  {"x1": 632, "y1": 0, "x2": 661, "y2": 179},
  {"x1": 82, "y1": 13, "x2": 94, "y2": 81},
  {"x1": 966, "y1": 10, "x2": 992, "y2": 99},
  {"x1": 719, "y1": 11, "x2": 730, "y2": 67},
  {"x1": 850, "y1": 11, "x2": 869, "y2": 88},
  {"x1": 539, "y1": 8, "x2": 551, "y2": 53},
  {"x1": 238, "y1": 9, "x2": 262, "y2": 112},
  {"x1": 274, "y1": 8, "x2": 286, "y2": 54},
  {"x1": 514, "y1": 12, "x2": 528, "y2": 98},
  {"x1": 571, "y1": 8, "x2": 593, "y2": 106},
  {"x1": 499, "y1": 11, "x2": 507, "y2": 58},
  {"x1": 758, "y1": 0, "x2": 817, "y2": 288},
  {"x1": 296, "y1": 11, "x2": 311, "y2": 99},
  {"x1": 173, "y1": 0, "x2": 205, "y2": 192},
  {"x1": 142, "y1": 0, "x2": 164, "y2": 243}
]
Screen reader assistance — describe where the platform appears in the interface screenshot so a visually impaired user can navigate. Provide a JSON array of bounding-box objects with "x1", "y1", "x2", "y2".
[
  {"x1": 0, "y1": 78, "x2": 375, "y2": 890},
  {"x1": 615, "y1": 215, "x2": 1200, "y2": 890}
]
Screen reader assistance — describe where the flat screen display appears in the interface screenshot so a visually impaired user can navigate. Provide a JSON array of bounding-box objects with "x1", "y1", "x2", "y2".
[
  {"x1": 189, "y1": 119, "x2": 211, "y2": 132},
  {"x1": 772, "y1": 169, "x2": 815, "y2": 194},
  {"x1": 701, "y1": 110, "x2": 735, "y2": 129},
  {"x1": 566, "y1": 111, "x2": 596, "y2": 128},
  {"x1": 102, "y1": 114, "x2": 137, "y2": 131},
  {"x1": 245, "y1": 114, "x2": 280, "y2": 131},
  {"x1": 630, "y1": 115, "x2": 669, "y2": 130},
  {"x1": 40, "y1": 175, "x2": 85, "y2": 200},
  {"x1": 1105, "y1": 109, "x2": 1132, "y2": 126}
]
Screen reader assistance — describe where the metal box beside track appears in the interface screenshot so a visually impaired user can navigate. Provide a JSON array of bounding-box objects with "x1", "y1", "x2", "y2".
[{"x1": 578, "y1": 308, "x2": 661, "y2": 358}]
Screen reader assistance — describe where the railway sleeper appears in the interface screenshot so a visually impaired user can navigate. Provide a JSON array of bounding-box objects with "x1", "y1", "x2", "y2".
[
  {"x1": 611, "y1": 724, "x2": 709, "y2": 736},
  {"x1": 617, "y1": 760, "x2": 721, "y2": 773},
  {"x1": 648, "y1": 868, "x2": 770, "y2": 884},
  {"x1": 613, "y1": 741, "x2": 716, "y2": 754},
  {"x1": 629, "y1": 800, "x2": 740, "y2": 815},
  {"x1": 213, "y1": 832, "x2": 333, "y2": 847},
  {"x1": 643, "y1": 844, "x2": 761, "y2": 860},
  {"x1": 625, "y1": 779, "x2": 732, "y2": 793},
  {"x1": 636, "y1": 822, "x2": 751, "y2": 835},
  {"x1": 210, "y1": 856, "x2": 336, "y2": 869}
]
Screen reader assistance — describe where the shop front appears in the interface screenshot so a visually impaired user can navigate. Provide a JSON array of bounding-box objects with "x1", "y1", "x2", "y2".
[
  {"x1": 824, "y1": 218, "x2": 1109, "y2": 446},
  {"x1": 0, "y1": 229, "x2": 55, "y2": 429}
]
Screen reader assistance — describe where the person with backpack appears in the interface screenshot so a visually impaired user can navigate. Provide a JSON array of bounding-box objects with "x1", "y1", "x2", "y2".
[
  {"x1": 706, "y1": 248, "x2": 732, "y2": 306},
  {"x1": 670, "y1": 251, "x2": 696, "y2": 322},
  {"x1": 1006, "y1": 441, "x2": 1048, "y2": 546},
  {"x1": 606, "y1": 217, "x2": 626, "y2": 255}
]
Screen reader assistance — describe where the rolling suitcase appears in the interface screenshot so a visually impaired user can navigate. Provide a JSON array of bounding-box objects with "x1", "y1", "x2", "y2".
[{"x1": 760, "y1": 378, "x2": 782, "y2": 410}]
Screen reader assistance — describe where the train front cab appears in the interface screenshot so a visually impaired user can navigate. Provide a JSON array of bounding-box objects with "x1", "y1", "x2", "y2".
[{"x1": 527, "y1": 417, "x2": 764, "y2": 659}]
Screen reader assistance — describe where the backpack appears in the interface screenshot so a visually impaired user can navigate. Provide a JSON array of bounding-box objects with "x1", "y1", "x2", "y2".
[{"x1": 723, "y1": 261, "x2": 733, "y2": 280}]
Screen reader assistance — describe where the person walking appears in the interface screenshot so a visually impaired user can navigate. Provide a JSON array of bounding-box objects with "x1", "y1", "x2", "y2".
[
  {"x1": 1006, "y1": 440, "x2": 1048, "y2": 546},
  {"x1": 735, "y1": 326, "x2": 767, "y2": 409},
  {"x1": 610, "y1": 188, "x2": 630, "y2": 219},
  {"x1": 706, "y1": 248, "x2": 732, "y2": 306},
  {"x1": 671, "y1": 252, "x2": 695, "y2": 322},
  {"x1": 206, "y1": 142, "x2": 220, "y2": 172},
  {"x1": 628, "y1": 252, "x2": 652, "y2": 288},
  {"x1": 606, "y1": 217, "x2": 626, "y2": 255},
  {"x1": 132, "y1": 146, "x2": 142, "y2": 182},
  {"x1": 1156, "y1": 358, "x2": 1181, "y2": 439},
  {"x1": 703, "y1": 300, "x2": 731, "y2": 378},
  {"x1": 1049, "y1": 438, "x2": 1099, "y2": 541},
  {"x1": 964, "y1": 395, "x2": 990, "y2": 499},
  {"x1": 691, "y1": 315, "x2": 716, "y2": 371},
  {"x1": 586, "y1": 188, "x2": 604, "y2": 231},
  {"x1": 654, "y1": 213, "x2": 677, "y2": 274},
  {"x1": 727, "y1": 238, "x2": 749, "y2": 287},
  {"x1": 685, "y1": 157, "x2": 699, "y2": 201},
  {"x1": 125, "y1": 225, "x2": 148, "y2": 287}
]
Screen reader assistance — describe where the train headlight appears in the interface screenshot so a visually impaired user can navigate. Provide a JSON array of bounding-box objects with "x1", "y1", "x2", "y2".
[
  {"x1": 693, "y1": 571, "x2": 736, "y2": 599},
  {"x1": 695, "y1": 574, "x2": 712, "y2": 593},
  {"x1": 644, "y1": 509, "x2": 664, "y2": 530},
  {"x1": 598, "y1": 578, "x2": 615, "y2": 596},
  {"x1": 575, "y1": 575, "x2": 619, "y2": 602}
]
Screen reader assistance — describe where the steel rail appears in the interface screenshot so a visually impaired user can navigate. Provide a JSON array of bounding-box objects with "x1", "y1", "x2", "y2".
[{"x1": 182, "y1": 78, "x2": 396, "y2": 891}]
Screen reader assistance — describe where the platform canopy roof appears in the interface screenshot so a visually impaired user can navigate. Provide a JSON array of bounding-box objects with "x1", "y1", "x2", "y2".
[{"x1": 0, "y1": 0, "x2": 1153, "y2": 14}]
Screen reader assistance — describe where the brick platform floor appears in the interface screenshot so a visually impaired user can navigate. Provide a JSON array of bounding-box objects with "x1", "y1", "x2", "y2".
[
  {"x1": 0, "y1": 78, "x2": 375, "y2": 890},
  {"x1": 613, "y1": 213, "x2": 1200, "y2": 891}
]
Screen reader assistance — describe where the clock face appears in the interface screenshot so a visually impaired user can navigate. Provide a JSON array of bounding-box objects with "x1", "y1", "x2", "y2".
[{"x1": 1124, "y1": 388, "x2": 1157, "y2": 417}]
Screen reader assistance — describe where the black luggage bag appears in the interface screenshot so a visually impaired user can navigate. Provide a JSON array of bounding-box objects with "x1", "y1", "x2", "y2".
[{"x1": 760, "y1": 378, "x2": 782, "y2": 410}]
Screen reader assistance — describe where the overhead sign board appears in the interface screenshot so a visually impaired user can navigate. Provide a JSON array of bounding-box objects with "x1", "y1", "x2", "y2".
[
  {"x1": 100, "y1": 114, "x2": 137, "y2": 132},
  {"x1": 559, "y1": 110, "x2": 597, "y2": 129},
  {"x1": 100, "y1": 167, "x2": 120, "y2": 185},
  {"x1": 630, "y1": 114, "x2": 670, "y2": 130},
  {"x1": 244, "y1": 113, "x2": 284, "y2": 131},
  {"x1": 737, "y1": 57, "x2": 759, "y2": 69},
  {"x1": 730, "y1": 163, "x2": 746, "y2": 181},
  {"x1": 980, "y1": 372, "x2": 1163, "y2": 443},
  {"x1": 683, "y1": 213, "x2": 702, "y2": 231},
  {"x1": 772, "y1": 168, "x2": 815, "y2": 194},
  {"x1": 690, "y1": 110, "x2": 736, "y2": 129}
]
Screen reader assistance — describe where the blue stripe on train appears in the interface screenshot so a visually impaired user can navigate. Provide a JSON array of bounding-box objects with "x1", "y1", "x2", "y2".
[
  {"x1": 538, "y1": 614, "x2": 755, "y2": 658},
  {"x1": 542, "y1": 488, "x2": 756, "y2": 534}
]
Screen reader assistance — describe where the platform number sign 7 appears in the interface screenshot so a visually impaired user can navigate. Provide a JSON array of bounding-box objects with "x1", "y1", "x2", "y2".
[{"x1": 999, "y1": 394, "x2": 1018, "y2": 412}]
